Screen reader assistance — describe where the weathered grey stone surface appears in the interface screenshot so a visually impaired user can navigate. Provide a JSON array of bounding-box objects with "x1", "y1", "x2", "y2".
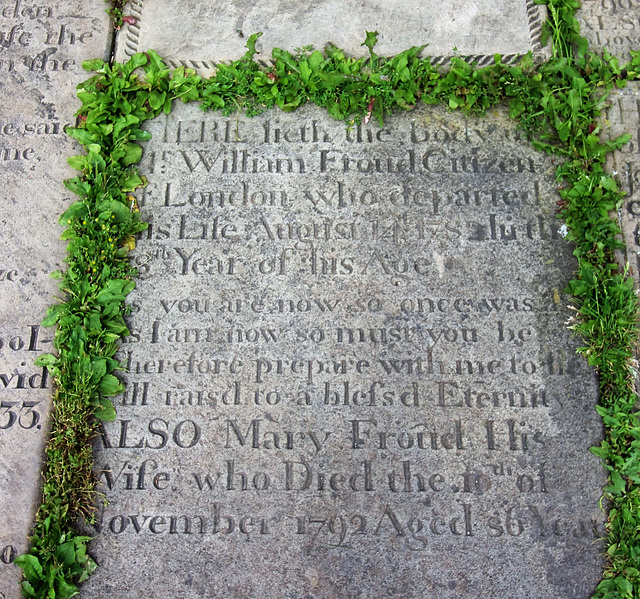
[
  {"x1": 0, "y1": 2, "x2": 109, "y2": 597},
  {"x1": 605, "y1": 83, "x2": 640, "y2": 278},
  {"x1": 79, "y1": 102, "x2": 607, "y2": 598},
  {"x1": 115, "y1": 0, "x2": 548, "y2": 73},
  {"x1": 578, "y1": 0, "x2": 640, "y2": 62},
  {"x1": 579, "y1": 3, "x2": 640, "y2": 391},
  {"x1": 3, "y1": 2, "x2": 638, "y2": 598},
  {"x1": 602, "y1": 82, "x2": 640, "y2": 392}
]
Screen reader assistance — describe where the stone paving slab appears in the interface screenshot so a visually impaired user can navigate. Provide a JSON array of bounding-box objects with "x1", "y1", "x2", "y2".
[
  {"x1": 605, "y1": 83, "x2": 640, "y2": 274},
  {"x1": 78, "y1": 101, "x2": 607, "y2": 599},
  {"x1": 0, "y1": 2, "x2": 110, "y2": 598},
  {"x1": 115, "y1": 0, "x2": 548, "y2": 74},
  {"x1": 578, "y1": 0, "x2": 640, "y2": 62}
]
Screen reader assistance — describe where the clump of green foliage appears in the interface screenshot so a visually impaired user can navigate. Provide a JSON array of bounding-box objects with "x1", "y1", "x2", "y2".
[
  {"x1": 105, "y1": 0, "x2": 128, "y2": 28},
  {"x1": 15, "y1": 0, "x2": 640, "y2": 596}
]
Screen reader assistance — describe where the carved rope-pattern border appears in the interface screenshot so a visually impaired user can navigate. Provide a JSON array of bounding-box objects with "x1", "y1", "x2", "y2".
[
  {"x1": 122, "y1": 0, "x2": 143, "y2": 58},
  {"x1": 526, "y1": 0, "x2": 544, "y2": 53},
  {"x1": 119, "y1": 0, "x2": 547, "y2": 68},
  {"x1": 158, "y1": 54, "x2": 524, "y2": 71}
]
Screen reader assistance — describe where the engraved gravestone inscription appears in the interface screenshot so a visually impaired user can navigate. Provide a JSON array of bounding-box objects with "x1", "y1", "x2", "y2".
[
  {"x1": 578, "y1": 0, "x2": 640, "y2": 61},
  {"x1": 80, "y1": 102, "x2": 607, "y2": 599},
  {"x1": 0, "y1": 2, "x2": 109, "y2": 597},
  {"x1": 606, "y1": 83, "x2": 640, "y2": 278},
  {"x1": 604, "y1": 81, "x2": 640, "y2": 393}
]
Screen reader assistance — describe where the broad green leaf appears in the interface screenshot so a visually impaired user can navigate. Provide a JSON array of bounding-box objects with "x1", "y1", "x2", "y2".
[
  {"x1": 41, "y1": 306, "x2": 63, "y2": 327},
  {"x1": 113, "y1": 113, "x2": 140, "y2": 138},
  {"x1": 98, "y1": 374, "x2": 123, "y2": 396},
  {"x1": 89, "y1": 358, "x2": 107, "y2": 385},
  {"x1": 206, "y1": 93, "x2": 225, "y2": 108},
  {"x1": 97, "y1": 199, "x2": 130, "y2": 223},
  {"x1": 244, "y1": 32, "x2": 263, "y2": 58},
  {"x1": 615, "y1": 576, "x2": 633, "y2": 595},
  {"x1": 299, "y1": 60, "x2": 312, "y2": 83},
  {"x1": 84, "y1": 311, "x2": 102, "y2": 333},
  {"x1": 56, "y1": 540, "x2": 77, "y2": 568},
  {"x1": 20, "y1": 580, "x2": 36, "y2": 598},
  {"x1": 309, "y1": 50, "x2": 324, "y2": 70},
  {"x1": 144, "y1": 50, "x2": 168, "y2": 77},
  {"x1": 95, "y1": 279, "x2": 135, "y2": 305},
  {"x1": 509, "y1": 99, "x2": 525, "y2": 119},
  {"x1": 610, "y1": 470, "x2": 626, "y2": 494},
  {"x1": 318, "y1": 72, "x2": 346, "y2": 88},
  {"x1": 78, "y1": 555, "x2": 98, "y2": 582},
  {"x1": 59, "y1": 201, "x2": 87, "y2": 225},
  {"x1": 127, "y1": 52, "x2": 149, "y2": 71},
  {"x1": 149, "y1": 90, "x2": 167, "y2": 110},
  {"x1": 76, "y1": 91, "x2": 96, "y2": 104},
  {"x1": 122, "y1": 172, "x2": 144, "y2": 192},
  {"x1": 67, "y1": 155, "x2": 86, "y2": 171},
  {"x1": 589, "y1": 445, "x2": 609, "y2": 459},
  {"x1": 14, "y1": 554, "x2": 43, "y2": 581},
  {"x1": 272, "y1": 48, "x2": 300, "y2": 73},
  {"x1": 566, "y1": 88, "x2": 581, "y2": 111},
  {"x1": 362, "y1": 30, "x2": 379, "y2": 53},
  {"x1": 601, "y1": 176, "x2": 618, "y2": 192},
  {"x1": 64, "y1": 177, "x2": 91, "y2": 197},
  {"x1": 81, "y1": 58, "x2": 105, "y2": 71},
  {"x1": 66, "y1": 127, "x2": 95, "y2": 146},
  {"x1": 55, "y1": 575, "x2": 79, "y2": 599},
  {"x1": 611, "y1": 133, "x2": 632, "y2": 150},
  {"x1": 94, "y1": 397, "x2": 117, "y2": 421},
  {"x1": 121, "y1": 142, "x2": 143, "y2": 166},
  {"x1": 35, "y1": 354, "x2": 58, "y2": 368}
]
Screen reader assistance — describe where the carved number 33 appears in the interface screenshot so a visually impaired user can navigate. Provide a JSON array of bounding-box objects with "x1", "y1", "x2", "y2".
[{"x1": 0, "y1": 400, "x2": 41, "y2": 429}]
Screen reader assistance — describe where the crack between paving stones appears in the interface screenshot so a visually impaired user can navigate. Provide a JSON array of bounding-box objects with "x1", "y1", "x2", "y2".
[{"x1": 108, "y1": 25, "x2": 118, "y2": 65}]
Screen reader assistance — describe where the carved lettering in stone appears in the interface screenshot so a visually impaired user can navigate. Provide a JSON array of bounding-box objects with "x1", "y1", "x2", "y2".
[
  {"x1": 80, "y1": 103, "x2": 607, "y2": 599},
  {"x1": 578, "y1": 0, "x2": 640, "y2": 60}
]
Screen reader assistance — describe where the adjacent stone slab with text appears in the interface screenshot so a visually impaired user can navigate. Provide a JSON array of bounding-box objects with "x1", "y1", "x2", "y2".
[
  {"x1": 578, "y1": 0, "x2": 640, "y2": 62},
  {"x1": 0, "y1": 2, "x2": 109, "y2": 597}
]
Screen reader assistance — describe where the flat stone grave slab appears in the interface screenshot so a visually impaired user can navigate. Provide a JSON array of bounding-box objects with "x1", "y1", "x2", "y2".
[
  {"x1": 116, "y1": 0, "x2": 547, "y2": 72},
  {"x1": 578, "y1": 0, "x2": 640, "y2": 62},
  {"x1": 605, "y1": 83, "x2": 640, "y2": 278},
  {"x1": 0, "y1": 2, "x2": 110, "y2": 597},
  {"x1": 79, "y1": 102, "x2": 607, "y2": 599}
]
